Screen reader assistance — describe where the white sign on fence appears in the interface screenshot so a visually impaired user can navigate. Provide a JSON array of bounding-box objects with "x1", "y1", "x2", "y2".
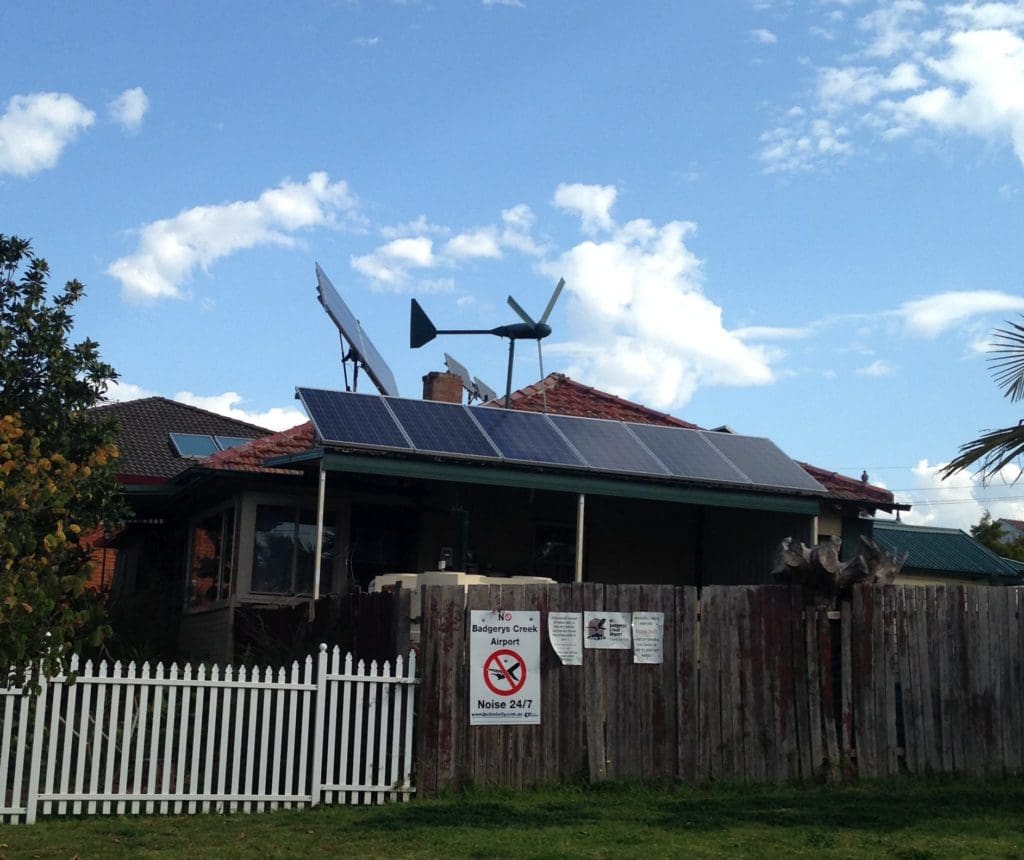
[
  {"x1": 469, "y1": 610, "x2": 540, "y2": 725},
  {"x1": 583, "y1": 611, "x2": 632, "y2": 649},
  {"x1": 632, "y1": 611, "x2": 665, "y2": 664},
  {"x1": 548, "y1": 612, "x2": 582, "y2": 666}
]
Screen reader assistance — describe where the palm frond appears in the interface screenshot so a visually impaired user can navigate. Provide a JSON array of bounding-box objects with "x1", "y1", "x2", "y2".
[
  {"x1": 989, "y1": 319, "x2": 1024, "y2": 403},
  {"x1": 940, "y1": 420, "x2": 1024, "y2": 484}
]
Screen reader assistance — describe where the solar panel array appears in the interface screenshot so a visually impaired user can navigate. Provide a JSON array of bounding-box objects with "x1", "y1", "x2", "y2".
[{"x1": 296, "y1": 387, "x2": 826, "y2": 495}]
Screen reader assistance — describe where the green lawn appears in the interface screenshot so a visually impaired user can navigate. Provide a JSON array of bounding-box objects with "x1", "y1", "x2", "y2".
[{"x1": 4, "y1": 778, "x2": 1024, "y2": 859}]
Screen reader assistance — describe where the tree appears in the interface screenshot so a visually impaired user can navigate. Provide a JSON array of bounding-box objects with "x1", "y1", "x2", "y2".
[
  {"x1": 970, "y1": 510, "x2": 1024, "y2": 562},
  {"x1": 942, "y1": 317, "x2": 1024, "y2": 483},
  {"x1": 0, "y1": 236, "x2": 124, "y2": 680}
]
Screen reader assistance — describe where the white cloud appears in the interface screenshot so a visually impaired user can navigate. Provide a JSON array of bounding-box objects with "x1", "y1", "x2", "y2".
[
  {"x1": 379, "y1": 215, "x2": 449, "y2": 239},
  {"x1": 104, "y1": 382, "x2": 305, "y2": 431},
  {"x1": 856, "y1": 358, "x2": 894, "y2": 376},
  {"x1": 353, "y1": 36, "x2": 380, "y2": 47},
  {"x1": 351, "y1": 236, "x2": 436, "y2": 287},
  {"x1": 552, "y1": 183, "x2": 618, "y2": 234},
  {"x1": 543, "y1": 208, "x2": 776, "y2": 411},
  {"x1": 107, "y1": 87, "x2": 148, "y2": 132},
  {"x1": 0, "y1": 92, "x2": 95, "y2": 177},
  {"x1": 500, "y1": 204, "x2": 545, "y2": 255},
  {"x1": 733, "y1": 325, "x2": 814, "y2": 340},
  {"x1": 751, "y1": 28, "x2": 778, "y2": 44},
  {"x1": 445, "y1": 228, "x2": 502, "y2": 259},
  {"x1": 897, "y1": 290, "x2": 1024, "y2": 337},
  {"x1": 108, "y1": 172, "x2": 359, "y2": 301},
  {"x1": 760, "y1": 3, "x2": 1024, "y2": 170},
  {"x1": 882, "y1": 459, "x2": 1024, "y2": 530},
  {"x1": 174, "y1": 391, "x2": 306, "y2": 431}
]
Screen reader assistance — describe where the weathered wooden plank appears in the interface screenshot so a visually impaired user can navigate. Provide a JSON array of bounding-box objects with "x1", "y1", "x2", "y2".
[
  {"x1": 840, "y1": 599, "x2": 855, "y2": 781},
  {"x1": 959, "y1": 586, "x2": 979, "y2": 776},
  {"x1": 776, "y1": 587, "x2": 800, "y2": 780},
  {"x1": 744, "y1": 586, "x2": 768, "y2": 782},
  {"x1": 583, "y1": 582, "x2": 607, "y2": 782},
  {"x1": 567, "y1": 582, "x2": 588, "y2": 781},
  {"x1": 1013, "y1": 589, "x2": 1024, "y2": 774},
  {"x1": 734, "y1": 587, "x2": 755, "y2": 781},
  {"x1": 805, "y1": 607, "x2": 824, "y2": 781},
  {"x1": 677, "y1": 585, "x2": 699, "y2": 782},
  {"x1": 763, "y1": 587, "x2": 786, "y2": 782},
  {"x1": 852, "y1": 586, "x2": 877, "y2": 779},
  {"x1": 882, "y1": 586, "x2": 900, "y2": 777},
  {"x1": 934, "y1": 586, "x2": 954, "y2": 773},
  {"x1": 717, "y1": 588, "x2": 736, "y2": 779},
  {"x1": 894, "y1": 588, "x2": 916, "y2": 774},
  {"x1": 655, "y1": 584, "x2": 677, "y2": 781},
  {"x1": 921, "y1": 587, "x2": 943, "y2": 774},
  {"x1": 819, "y1": 612, "x2": 841, "y2": 783},
  {"x1": 788, "y1": 588, "x2": 811, "y2": 780}
]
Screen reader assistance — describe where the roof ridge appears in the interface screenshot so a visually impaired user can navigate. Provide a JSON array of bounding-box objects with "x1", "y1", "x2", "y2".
[{"x1": 91, "y1": 395, "x2": 272, "y2": 433}]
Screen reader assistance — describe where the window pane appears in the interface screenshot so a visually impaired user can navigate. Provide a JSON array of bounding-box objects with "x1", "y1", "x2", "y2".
[
  {"x1": 188, "y1": 512, "x2": 224, "y2": 609},
  {"x1": 295, "y1": 509, "x2": 335, "y2": 595},
  {"x1": 252, "y1": 505, "x2": 295, "y2": 594}
]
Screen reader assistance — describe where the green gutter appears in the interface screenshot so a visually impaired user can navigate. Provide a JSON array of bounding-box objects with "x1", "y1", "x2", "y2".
[{"x1": 307, "y1": 451, "x2": 820, "y2": 515}]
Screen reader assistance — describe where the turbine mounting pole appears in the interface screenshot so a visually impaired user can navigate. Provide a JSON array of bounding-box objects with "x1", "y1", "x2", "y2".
[{"x1": 504, "y1": 339, "x2": 516, "y2": 408}]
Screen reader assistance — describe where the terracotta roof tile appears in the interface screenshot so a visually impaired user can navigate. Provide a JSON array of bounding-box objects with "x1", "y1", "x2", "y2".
[
  {"x1": 201, "y1": 422, "x2": 314, "y2": 474},
  {"x1": 502, "y1": 373, "x2": 699, "y2": 428}
]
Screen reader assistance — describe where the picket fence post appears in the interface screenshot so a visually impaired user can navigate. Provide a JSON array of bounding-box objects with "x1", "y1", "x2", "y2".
[
  {"x1": 25, "y1": 669, "x2": 48, "y2": 824},
  {"x1": 310, "y1": 643, "x2": 329, "y2": 806}
]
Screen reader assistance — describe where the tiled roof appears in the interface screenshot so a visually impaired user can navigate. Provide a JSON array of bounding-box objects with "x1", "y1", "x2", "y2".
[
  {"x1": 502, "y1": 373, "x2": 699, "y2": 428},
  {"x1": 998, "y1": 518, "x2": 1024, "y2": 532},
  {"x1": 502, "y1": 373, "x2": 894, "y2": 509},
  {"x1": 201, "y1": 422, "x2": 314, "y2": 474},
  {"x1": 873, "y1": 521, "x2": 1022, "y2": 579},
  {"x1": 797, "y1": 462, "x2": 895, "y2": 508},
  {"x1": 89, "y1": 397, "x2": 271, "y2": 481}
]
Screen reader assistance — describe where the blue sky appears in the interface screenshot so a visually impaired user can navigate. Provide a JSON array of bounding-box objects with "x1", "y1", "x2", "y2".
[{"x1": 5, "y1": 0, "x2": 1024, "y2": 530}]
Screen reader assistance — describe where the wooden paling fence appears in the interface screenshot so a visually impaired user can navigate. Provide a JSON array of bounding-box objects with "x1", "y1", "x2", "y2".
[
  {"x1": 416, "y1": 582, "x2": 1024, "y2": 793},
  {"x1": 1, "y1": 646, "x2": 417, "y2": 824}
]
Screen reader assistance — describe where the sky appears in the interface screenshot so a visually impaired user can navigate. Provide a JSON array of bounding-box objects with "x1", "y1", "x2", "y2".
[{"x1": 5, "y1": 0, "x2": 1024, "y2": 532}]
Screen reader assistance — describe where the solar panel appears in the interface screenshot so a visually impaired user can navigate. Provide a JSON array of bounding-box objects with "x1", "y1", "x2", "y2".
[
  {"x1": 316, "y1": 264, "x2": 400, "y2": 397},
  {"x1": 701, "y1": 432, "x2": 824, "y2": 492},
  {"x1": 297, "y1": 387, "x2": 411, "y2": 450},
  {"x1": 386, "y1": 397, "x2": 499, "y2": 458},
  {"x1": 469, "y1": 407, "x2": 585, "y2": 467},
  {"x1": 169, "y1": 433, "x2": 220, "y2": 457},
  {"x1": 214, "y1": 435, "x2": 257, "y2": 451},
  {"x1": 627, "y1": 424, "x2": 750, "y2": 484},
  {"x1": 548, "y1": 415, "x2": 669, "y2": 475}
]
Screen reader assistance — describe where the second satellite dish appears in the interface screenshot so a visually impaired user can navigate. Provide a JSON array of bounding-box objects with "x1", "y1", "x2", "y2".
[{"x1": 316, "y1": 263, "x2": 399, "y2": 397}]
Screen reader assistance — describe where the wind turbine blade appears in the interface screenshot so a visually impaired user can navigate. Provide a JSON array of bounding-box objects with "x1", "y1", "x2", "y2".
[
  {"x1": 507, "y1": 295, "x2": 537, "y2": 328},
  {"x1": 538, "y1": 278, "x2": 565, "y2": 325}
]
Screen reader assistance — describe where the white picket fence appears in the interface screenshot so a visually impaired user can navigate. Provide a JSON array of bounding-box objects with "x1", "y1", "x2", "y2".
[{"x1": 1, "y1": 645, "x2": 418, "y2": 824}]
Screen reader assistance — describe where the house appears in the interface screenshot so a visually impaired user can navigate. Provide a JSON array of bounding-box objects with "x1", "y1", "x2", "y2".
[
  {"x1": 93, "y1": 374, "x2": 905, "y2": 663},
  {"x1": 871, "y1": 520, "x2": 1024, "y2": 586},
  {"x1": 996, "y1": 518, "x2": 1024, "y2": 543}
]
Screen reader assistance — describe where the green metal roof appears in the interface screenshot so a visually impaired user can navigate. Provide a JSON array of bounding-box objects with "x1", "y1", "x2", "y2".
[{"x1": 873, "y1": 521, "x2": 1022, "y2": 579}]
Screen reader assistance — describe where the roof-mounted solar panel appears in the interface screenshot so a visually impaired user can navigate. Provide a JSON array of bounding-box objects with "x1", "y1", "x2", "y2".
[
  {"x1": 548, "y1": 415, "x2": 669, "y2": 476},
  {"x1": 169, "y1": 433, "x2": 221, "y2": 458},
  {"x1": 701, "y1": 432, "x2": 825, "y2": 492},
  {"x1": 469, "y1": 407, "x2": 585, "y2": 468},
  {"x1": 214, "y1": 435, "x2": 257, "y2": 451},
  {"x1": 626, "y1": 423, "x2": 750, "y2": 485},
  {"x1": 297, "y1": 387, "x2": 411, "y2": 451},
  {"x1": 386, "y1": 397, "x2": 500, "y2": 459}
]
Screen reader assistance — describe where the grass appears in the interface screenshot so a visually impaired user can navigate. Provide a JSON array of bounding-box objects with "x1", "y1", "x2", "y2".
[{"x1": 4, "y1": 777, "x2": 1024, "y2": 859}]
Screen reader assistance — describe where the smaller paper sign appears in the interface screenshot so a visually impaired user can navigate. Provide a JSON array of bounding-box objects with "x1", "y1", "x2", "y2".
[
  {"x1": 548, "y1": 612, "x2": 582, "y2": 665},
  {"x1": 583, "y1": 611, "x2": 632, "y2": 649},
  {"x1": 632, "y1": 611, "x2": 665, "y2": 664}
]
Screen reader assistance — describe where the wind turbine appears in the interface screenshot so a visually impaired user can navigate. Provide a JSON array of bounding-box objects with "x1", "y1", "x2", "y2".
[{"x1": 410, "y1": 278, "x2": 565, "y2": 408}]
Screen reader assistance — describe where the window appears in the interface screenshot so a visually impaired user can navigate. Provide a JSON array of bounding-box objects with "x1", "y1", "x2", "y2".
[
  {"x1": 186, "y1": 507, "x2": 235, "y2": 609},
  {"x1": 251, "y1": 504, "x2": 335, "y2": 595}
]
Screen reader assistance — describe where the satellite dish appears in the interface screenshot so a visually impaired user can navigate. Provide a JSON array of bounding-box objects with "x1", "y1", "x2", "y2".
[
  {"x1": 316, "y1": 263, "x2": 399, "y2": 397},
  {"x1": 444, "y1": 353, "x2": 497, "y2": 403},
  {"x1": 410, "y1": 278, "x2": 565, "y2": 408}
]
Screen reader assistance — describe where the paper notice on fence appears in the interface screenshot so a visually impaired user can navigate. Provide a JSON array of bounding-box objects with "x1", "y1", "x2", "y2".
[
  {"x1": 632, "y1": 611, "x2": 664, "y2": 664},
  {"x1": 548, "y1": 612, "x2": 582, "y2": 665},
  {"x1": 583, "y1": 611, "x2": 631, "y2": 649}
]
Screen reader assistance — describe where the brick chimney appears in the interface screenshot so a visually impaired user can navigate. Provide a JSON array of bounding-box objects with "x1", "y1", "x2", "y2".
[{"x1": 422, "y1": 371, "x2": 463, "y2": 404}]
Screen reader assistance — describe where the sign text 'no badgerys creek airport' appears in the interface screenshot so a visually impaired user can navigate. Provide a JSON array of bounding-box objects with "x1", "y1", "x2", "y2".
[{"x1": 469, "y1": 610, "x2": 540, "y2": 725}]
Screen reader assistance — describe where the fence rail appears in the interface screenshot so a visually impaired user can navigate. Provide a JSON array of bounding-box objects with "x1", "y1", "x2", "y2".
[{"x1": 1, "y1": 645, "x2": 417, "y2": 824}]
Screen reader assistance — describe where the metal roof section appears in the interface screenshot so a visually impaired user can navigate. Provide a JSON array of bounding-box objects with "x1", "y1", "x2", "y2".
[
  {"x1": 872, "y1": 521, "x2": 1023, "y2": 579},
  {"x1": 293, "y1": 386, "x2": 827, "y2": 507}
]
